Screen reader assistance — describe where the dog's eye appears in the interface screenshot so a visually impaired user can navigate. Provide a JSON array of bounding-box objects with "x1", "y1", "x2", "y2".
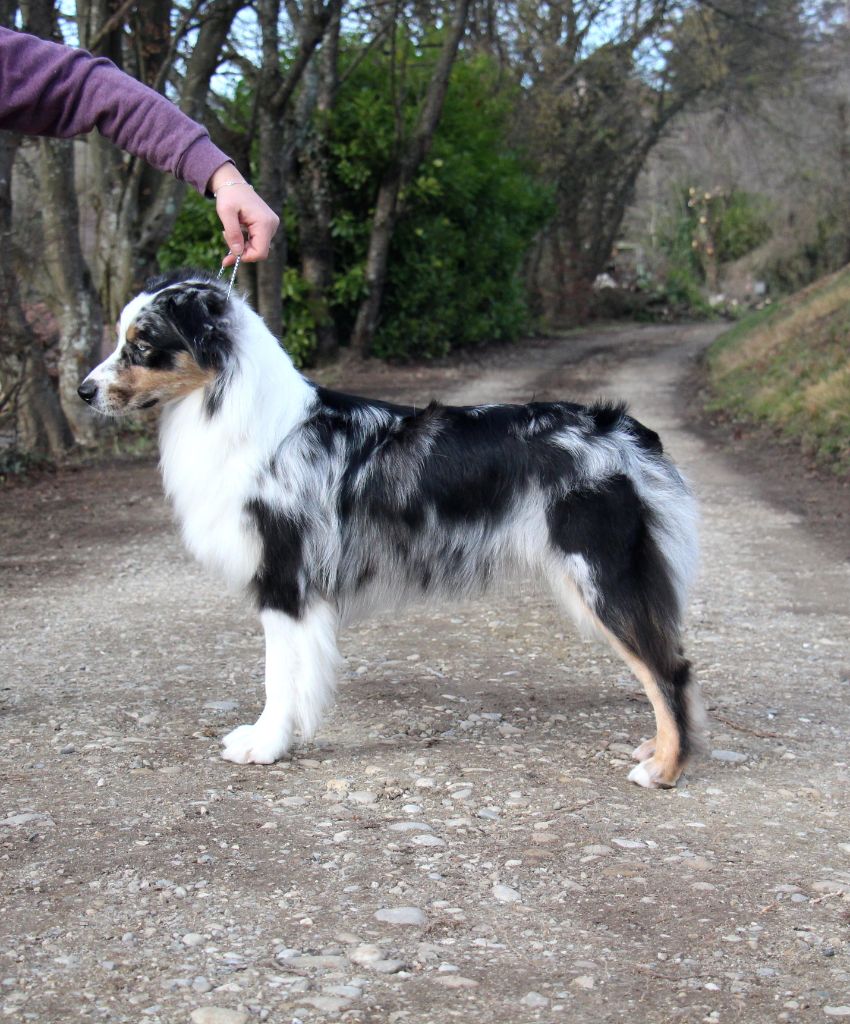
[{"x1": 135, "y1": 342, "x2": 151, "y2": 357}]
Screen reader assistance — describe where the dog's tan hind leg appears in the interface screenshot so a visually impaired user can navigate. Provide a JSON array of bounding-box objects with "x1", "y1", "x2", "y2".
[{"x1": 605, "y1": 637, "x2": 684, "y2": 789}]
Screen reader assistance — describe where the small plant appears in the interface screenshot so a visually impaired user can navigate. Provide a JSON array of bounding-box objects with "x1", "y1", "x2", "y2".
[
  {"x1": 658, "y1": 186, "x2": 772, "y2": 311},
  {"x1": 281, "y1": 268, "x2": 319, "y2": 367}
]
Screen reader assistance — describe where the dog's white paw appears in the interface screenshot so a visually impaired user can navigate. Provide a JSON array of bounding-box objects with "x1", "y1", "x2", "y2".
[
  {"x1": 221, "y1": 723, "x2": 290, "y2": 765},
  {"x1": 627, "y1": 756, "x2": 680, "y2": 790}
]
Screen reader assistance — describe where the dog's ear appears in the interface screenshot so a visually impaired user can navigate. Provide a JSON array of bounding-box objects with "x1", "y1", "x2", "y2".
[{"x1": 164, "y1": 285, "x2": 231, "y2": 371}]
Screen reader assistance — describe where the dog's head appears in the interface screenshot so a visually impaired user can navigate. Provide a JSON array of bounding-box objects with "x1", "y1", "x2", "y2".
[{"x1": 78, "y1": 270, "x2": 233, "y2": 416}]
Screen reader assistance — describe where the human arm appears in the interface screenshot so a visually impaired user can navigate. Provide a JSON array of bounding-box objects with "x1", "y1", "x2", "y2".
[
  {"x1": 0, "y1": 26, "x2": 230, "y2": 194},
  {"x1": 0, "y1": 26, "x2": 279, "y2": 262}
]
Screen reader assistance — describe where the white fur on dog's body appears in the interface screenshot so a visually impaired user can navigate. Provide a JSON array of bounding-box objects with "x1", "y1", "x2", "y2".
[{"x1": 154, "y1": 303, "x2": 342, "y2": 759}]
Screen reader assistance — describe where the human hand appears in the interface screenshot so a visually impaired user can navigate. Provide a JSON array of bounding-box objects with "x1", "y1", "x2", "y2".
[{"x1": 209, "y1": 163, "x2": 280, "y2": 268}]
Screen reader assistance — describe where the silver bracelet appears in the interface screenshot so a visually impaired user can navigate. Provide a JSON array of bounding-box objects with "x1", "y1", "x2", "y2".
[{"x1": 213, "y1": 181, "x2": 254, "y2": 198}]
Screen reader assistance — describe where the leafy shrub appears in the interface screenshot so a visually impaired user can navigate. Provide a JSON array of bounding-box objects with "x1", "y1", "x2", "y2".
[
  {"x1": 657, "y1": 186, "x2": 772, "y2": 313},
  {"x1": 158, "y1": 190, "x2": 221, "y2": 271},
  {"x1": 367, "y1": 56, "x2": 551, "y2": 359},
  {"x1": 711, "y1": 191, "x2": 772, "y2": 263},
  {"x1": 281, "y1": 267, "x2": 321, "y2": 367}
]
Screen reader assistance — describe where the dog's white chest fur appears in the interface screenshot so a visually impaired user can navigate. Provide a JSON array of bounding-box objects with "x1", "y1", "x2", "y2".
[
  {"x1": 155, "y1": 307, "x2": 315, "y2": 591},
  {"x1": 159, "y1": 390, "x2": 262, "y2": 589}
]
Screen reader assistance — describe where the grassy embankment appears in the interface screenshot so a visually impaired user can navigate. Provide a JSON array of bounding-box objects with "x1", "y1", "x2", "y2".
[{"x1": 706, "y1": 266, "x2": 850, "y2": 475}]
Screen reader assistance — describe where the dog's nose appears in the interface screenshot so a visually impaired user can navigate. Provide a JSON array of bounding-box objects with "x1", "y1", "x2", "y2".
[{"x1": 77, "y1": 380, "x2": 98, "y2": 404}]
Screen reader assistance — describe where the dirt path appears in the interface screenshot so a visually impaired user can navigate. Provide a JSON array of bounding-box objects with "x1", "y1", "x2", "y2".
[{"x1": 1, "y1": 324, "x2": 849, "y2": 1024}]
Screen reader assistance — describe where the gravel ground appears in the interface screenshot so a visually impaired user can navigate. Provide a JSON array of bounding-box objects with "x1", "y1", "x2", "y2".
[{"x1": 1, "y1": 324, "x2": 848, "y2": 1024}]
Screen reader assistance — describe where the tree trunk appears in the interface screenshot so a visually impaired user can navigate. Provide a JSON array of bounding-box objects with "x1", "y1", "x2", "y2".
[
  {"x1": 349, "y1": 174, "x2": 401, "y2": 356},
  {"x1": 21, "y1": 0, "x2": 103, "y2": 443},
  {"x1": 547, "y1": 222, "x2": 567, "y2": 320},
  {"x1": 1, "y1": 0, "x2": 71, "y2": 456},
  {"x1": 76, "y1": 0, "x2": 245, "y2": 322},
  {"x1": 254, "y1": 0, "x2": 286, "y2": 332},
  {"x1": 255, "y1": 0, "x2": 339, "y2": 336},
  {"x1": 292, "y1": 6, "x2": 341, "y2": 360},
  {"x1": 524, "y1": 233, "x2": 546, "y2": 319},
  {"x1": 256, "y1": 108, "x2": 287, "y2": 333},
  {"x1": 37, "y1": 137, "x2": 105, "y2": 445},
  {"x1": 131, "y1": 0, "x2": 246, "y2": 297},
  {"x1": 350, "y1": 0, "x2": 471, "y2": 356},
  {"x1": 76, "y1": 0, "x2": 139, "y2": 319},
  {"x1": 0, "y1": 131, "x2": 73, "y2": 458},
  {"x1": 9, "y1": 348, "x2": 75, "y2": 457}
]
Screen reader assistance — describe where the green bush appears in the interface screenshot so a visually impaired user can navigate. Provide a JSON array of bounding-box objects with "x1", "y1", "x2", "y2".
[
  {"x1": 657, "y1": 190, "x2": 705, "y2": 310},
  {"x1": 367, "y1": 56, "x2": 551, "y2": 359},
  {"x1": 280, "y1": 266, "x2": 321, "y2": 367},
  {"x1": 663, "y1": 266, "x2": 713, "y2": 315},
  {"x1": 158, "y1": 190, "x2": 221, "y2": 271},
  {"x1": 711, "y1": 191, "x2": 772, "y2": 263},
  {"x1": 657, "y1": 186, "x2": 772, "y2": 313}
]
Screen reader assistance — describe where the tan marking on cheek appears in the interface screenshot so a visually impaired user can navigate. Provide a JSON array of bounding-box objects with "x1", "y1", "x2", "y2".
[
  {"x1": 107, "y1": 354, "x2": 216, "y2": 406},
  {"x1": 161, "y1": 353, "x2": 216, "y2": 398}
]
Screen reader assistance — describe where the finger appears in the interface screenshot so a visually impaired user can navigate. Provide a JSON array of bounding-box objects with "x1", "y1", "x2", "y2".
[
  {"x1": 229, "y1": 192, "x2": 280, "y2": 263},
  {"x1": 239, "y1": 212, "x2": 279, "y2": 263},
  {"x1": 217, "y1": 205, "x2": 246, "y2": 266},
  {"x1": 219, "y1": 236, "x2": 239, "y2": 268}
]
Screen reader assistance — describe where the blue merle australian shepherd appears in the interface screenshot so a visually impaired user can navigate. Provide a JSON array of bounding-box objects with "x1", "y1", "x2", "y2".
[{"x1": 78, "y1": 270, "x2": 703, "y2": 789}]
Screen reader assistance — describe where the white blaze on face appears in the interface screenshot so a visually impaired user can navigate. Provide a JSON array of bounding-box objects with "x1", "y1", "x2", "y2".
[
  {"x1": 116, "y1": 292, "x2": 155, "y2": 350},
  {"x1": 80, "y1": 292, "x2": 157, "y2": 412}
]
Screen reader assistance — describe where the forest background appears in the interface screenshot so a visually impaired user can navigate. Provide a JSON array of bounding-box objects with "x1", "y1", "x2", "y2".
[{"x1": 2, "y1": 0, "x2": 848, "y2": 461}]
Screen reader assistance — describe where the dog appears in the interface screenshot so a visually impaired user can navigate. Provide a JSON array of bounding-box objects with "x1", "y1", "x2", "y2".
[{"x1": 78, "y1": 269, "x2": 703, "y2": 788}]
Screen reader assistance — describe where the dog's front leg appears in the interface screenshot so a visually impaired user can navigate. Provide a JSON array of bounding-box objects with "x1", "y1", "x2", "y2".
[{"x1": 221, "y1": 602, "x2": 339, "y2": 765}]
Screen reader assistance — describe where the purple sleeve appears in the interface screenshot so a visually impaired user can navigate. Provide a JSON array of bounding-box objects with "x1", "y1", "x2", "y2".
[{"x1": 0, "y1": 26, "x2": 232, "y2": 194}]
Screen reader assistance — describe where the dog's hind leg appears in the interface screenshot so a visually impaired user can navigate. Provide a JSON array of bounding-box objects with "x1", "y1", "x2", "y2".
[
  {"x1": 560, "y1": 585, "x2": 698, "y2": 786},
  {"x1": 548, "y1": 557, "x2": 703, "y2": 789},
  {"x1": 606, "y1": 636, "x2": 698, "y2": 789},
  {"x1": 221, "y1": 601, "x2": 340, "y2": 765}
]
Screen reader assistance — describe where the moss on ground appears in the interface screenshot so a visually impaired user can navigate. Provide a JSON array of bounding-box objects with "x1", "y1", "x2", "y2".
[{"x1": 706, "y1": 267, "x2": 850, "y2": 475}]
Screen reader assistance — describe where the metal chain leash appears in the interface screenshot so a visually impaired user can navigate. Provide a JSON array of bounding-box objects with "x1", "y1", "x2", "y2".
[{"x1": 216, "y1": 252, "x2": 242, "y2": 302}]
